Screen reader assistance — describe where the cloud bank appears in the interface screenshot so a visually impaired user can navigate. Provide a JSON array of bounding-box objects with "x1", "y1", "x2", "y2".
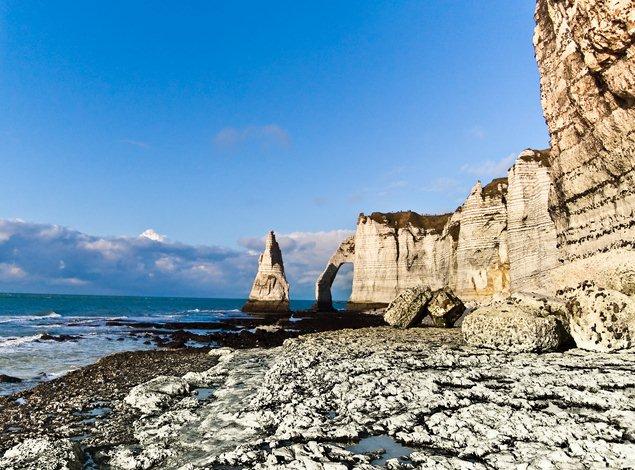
[{"x1": 0, "y1": 220, "x2": 353, "y2": 300}]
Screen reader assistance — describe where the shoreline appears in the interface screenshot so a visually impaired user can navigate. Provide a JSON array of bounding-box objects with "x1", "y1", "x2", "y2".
[
  {"x1": 1, "y1": 325, "x2": 634, "y2": 468},
  {"x1": 0, "y1": 311, "x2": 386, "y2": 460}
]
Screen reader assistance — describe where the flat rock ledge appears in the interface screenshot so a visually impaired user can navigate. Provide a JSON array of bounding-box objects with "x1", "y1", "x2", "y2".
[{"x1": 93, "y1": 327, "x2": 635, "y2": 469}]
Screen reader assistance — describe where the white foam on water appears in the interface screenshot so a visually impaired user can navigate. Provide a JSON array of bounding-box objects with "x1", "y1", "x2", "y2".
[
  {"x1": 0, "y1": 312, "x2": 62, "y2": 323},
  {"x1": 0, "y1": 334, "x2": 44, "y2": 348}
]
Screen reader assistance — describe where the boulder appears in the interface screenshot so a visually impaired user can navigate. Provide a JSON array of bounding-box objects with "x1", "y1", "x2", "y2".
[
  {"x1": 426, "y1": 288, "x2": 465, "y2": 327},
  {"x1": 124, "y1": 375, "x2": 191, "y2": 414},
  {"x1": 384, "y1": 286, "x2": 433, "y2": 328},
  {"x1": 560, "y1": 282, "x2": 635, "y2": 352},
  {"x1": 462, "y1": 299, "x2": 570, "y2": 352},
  {"x1": 0, "y1": 438, "x2": 83, "y2": 470}
]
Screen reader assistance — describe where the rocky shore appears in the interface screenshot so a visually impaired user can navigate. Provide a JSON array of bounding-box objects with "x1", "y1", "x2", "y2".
[
  {"x1": 0, "y1": 311, "x2": 385, "y2": 468},
  {"x1": 4, "y1": 326, "x2": 632, "y2": 468}
]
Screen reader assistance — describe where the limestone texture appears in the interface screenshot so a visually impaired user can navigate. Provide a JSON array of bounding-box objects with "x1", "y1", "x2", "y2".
[
  {"x1": 560, "y1": 281, "x2": 635, "y2": 352},
  {"x1": 101, "y1": 328, "x2": 635, "y2": 469},
  {"x1": 348, "y1": 212, "x2": 453, "y2": 309},
  {"x1": 0, "y1": 437, "x2": 83, "y2": 470},
  {"x1": 427, "y1": 287, "x2": 465, "y2": 327},
  {"x1": 320, "y1": 152, "x2": 561, "y2": 308},
  {"x1": 454, "y1": 179, "x2": 510, "y2": 301},
  {"x1": 314, "y1": 235, "x2": 355, "y2": 311},
  {"x1": 462, "y1": 295, "x2": 570, "y2": 353},
  {"x1": 383, "y1": 285, "x2": 433, "y2": 328},
  {"x1": 534, "y1": 0, "x2": 635, "y2": 270},
  {"x1": 507, "y1": 149, "x2": 560, "y2": 295},
  {"x1": 242, "y1": 231, "x2": 290, "y2": 313}
]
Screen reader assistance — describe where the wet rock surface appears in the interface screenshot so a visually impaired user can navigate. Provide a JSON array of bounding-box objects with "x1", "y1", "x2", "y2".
[
  {"x1": 0, "y1": 348, "x2": 217, "y2": 462},
  {"x1": 100, "y1": 328, "x2": 635, "y2": 469},
  {"x1": 0, "y1": 310, "x2": 385, "y2": 465},
  {"x1": 0, "y1": 437, "x2": 84, "y2": 470}
]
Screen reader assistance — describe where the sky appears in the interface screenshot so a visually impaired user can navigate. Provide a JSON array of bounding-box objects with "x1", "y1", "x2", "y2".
[{"x1": 0, "y1": 1, "x2": 549, "y2": 299}]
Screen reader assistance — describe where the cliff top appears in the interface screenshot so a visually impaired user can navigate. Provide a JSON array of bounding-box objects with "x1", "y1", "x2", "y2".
[
  {"x1": 518, "y1": 149, "x2": 551, "y2": 167},
  {"x1": 362, "y1": 211, "x2": 452, "y2": 233},
  {"x1": 481, "y1": 178, "x2": 508, "y2": 199}
]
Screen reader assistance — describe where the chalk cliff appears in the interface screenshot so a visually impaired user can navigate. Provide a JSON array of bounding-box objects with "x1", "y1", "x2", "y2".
[
  {"x1": 314, "y1": 0, "x2": 635, "y2": 309},
  {"x1": 317, "y1": 151, "x2": 561, "y2": 308},
  {"x1": 534, "y1": 0, "x2": 635, "y2": 285},
  {"x1": 242, "y1": 231, "x2": 290, "y2": 313},
  {"x1": 347, "y1": 212, "x2": 453, "y2": 310},
  {"x1": 314, "y1": 235, "x2": 355, "y2": 311},
  {"x1": 454, "y1": 178, "x2": 509, "y2": 301},
  {"x1": 507, "y1": 149, "x2": 560, "y2": 295}
]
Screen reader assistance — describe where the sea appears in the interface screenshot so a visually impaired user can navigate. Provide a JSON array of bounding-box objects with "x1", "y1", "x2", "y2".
[{"x1": 0, "y1": 293, "x2": 336, "y2": 396}]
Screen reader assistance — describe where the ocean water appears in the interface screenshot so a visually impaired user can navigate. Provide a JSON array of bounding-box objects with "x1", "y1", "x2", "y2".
[{"x1": 0, "y1": 293, "x2": 325, "y2": 396}]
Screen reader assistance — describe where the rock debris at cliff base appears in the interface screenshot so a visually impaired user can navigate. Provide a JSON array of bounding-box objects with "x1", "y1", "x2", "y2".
[{"x1": 81, "y1": 327, "x2": 635, "y2": 469}]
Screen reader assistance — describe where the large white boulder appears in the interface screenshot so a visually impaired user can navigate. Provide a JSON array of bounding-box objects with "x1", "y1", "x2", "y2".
[
  {"x1": 462, "y1": 297, "x2": 570, "y2": 352},
  {"x1": 561, "y1": 281, "x2": 635, "y2": 352}
]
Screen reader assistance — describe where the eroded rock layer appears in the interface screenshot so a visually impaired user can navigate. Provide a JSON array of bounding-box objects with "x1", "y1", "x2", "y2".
[
  {"x1": 454, "y1": 178, "x2": 510, "y2": 300},
  {"x1": 348, "y1": 211, "x2": 454, "y2": 309},
  {"x1": 323, "y1": 156, "x2": 556, "y2": 307},
  {"x1": 242, "y1": 231, "x2": 290, "y2": 313},
  {"x1": 534, "y1": 0, "x2": 635, "y2": 265},
  {"x1": 507, "y1": 149, "x2": 560, "y2": 294},
  {"x1": 103, "y1": 328, "x2": 635, "y2": 469}
]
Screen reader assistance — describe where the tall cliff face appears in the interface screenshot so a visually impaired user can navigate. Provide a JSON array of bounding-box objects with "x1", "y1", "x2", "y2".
[
  {"x1": 316, "y1": 151, "x2": 561, "y2": 308},
  {"x1": 454, "y1": 179, "x2": 510, "y2": 301},
  {"x1": 534, "y1": 0, "x2": 635, "y2": 269},
  {"x1": 348, "y1": 212, "x2": 452, "y2": 309},
  {"x1": 507, "y1": 149, "x2": 560, "y2": 295},
  {"x1": 242, "y1": 231, "x2": 290, "y2": 313}
]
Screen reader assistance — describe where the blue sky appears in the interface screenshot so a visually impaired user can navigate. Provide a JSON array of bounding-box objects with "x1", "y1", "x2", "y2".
[{"x1": 0, "y1": 1, "x2": 549, "y2": 298}]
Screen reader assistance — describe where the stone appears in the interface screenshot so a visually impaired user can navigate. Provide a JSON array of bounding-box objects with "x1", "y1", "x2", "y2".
[
  {"x1": 0, "y1": 374, "x2": 22, "y2": 384},
  {"x1": 0, "y1": 438, "x2": 83, "y2": 470},
  {"x1": 506, "y1": 150, "x2": 560, "y2": 295},
  {"x1": 313, "y1": 235, "x2": 355, "y2": 311},
  {"x1": 462, "y1": 299, "x2": 569, "y2": 352},
  {"x1": 124, "y1": 375, "x2": 191, "y2": 414},
  {"x1": 242, "y1": 231, "x2": 290, "y2": 313},
  {"x1": 426, "y1": 288, "x2": 465, "y2": 327},
  {"x1": 107, "y1": 327, "x2": 635, "y2": 469},
  {"x1": 383, "y1": 285, "x2": 433, "y2": 328},
  {"x1": 348, "y1": 212, "x2": 454, "y2": 309},
  {"x1": 559, "y1": 281, "x2": 635, "y2": 352},
  {"x1": 534, "y1": 0, "x2": 635, "y2": 276}
]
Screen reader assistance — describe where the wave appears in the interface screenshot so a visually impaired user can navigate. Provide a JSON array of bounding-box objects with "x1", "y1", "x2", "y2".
[
  {"x1": 185, "y1": 308, "x2": 240, "y2": 314},
  {"x1": 0, "y1": 312, "x2": 62, "y2": 324},
  {"x1": 0, "y1": 334, "x2": 44, "y2": 348}
]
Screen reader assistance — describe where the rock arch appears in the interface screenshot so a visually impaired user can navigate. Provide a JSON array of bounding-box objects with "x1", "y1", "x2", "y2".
[{"x1": 313, "y1": 236, "x2": 355, "y2": 311}]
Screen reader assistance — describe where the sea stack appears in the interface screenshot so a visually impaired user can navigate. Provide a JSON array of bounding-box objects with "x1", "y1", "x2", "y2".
[{"x1": 242, "y1": 231, "x2": 290, "y2": 313}]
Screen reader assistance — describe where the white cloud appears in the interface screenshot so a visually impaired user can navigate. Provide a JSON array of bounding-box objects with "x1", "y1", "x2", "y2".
[
  {"x1": 0, "y1": 263, "x2": 26, "y2": 280},
  {"x1": 460, "y1": 153, "x2": 515, "y2": 179},
  {"x1": 0, "y1": 220, "x2": 354, "y2": 300},
  {"x1": 213, "y1": 124, "x2": 291, "y2": 149},
  {"x1": 239, "y1": 229, "x2": 355, "y2": 299},
  {"x1": 140, "y1": 229, "x2": 167, "y2": 242}
]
